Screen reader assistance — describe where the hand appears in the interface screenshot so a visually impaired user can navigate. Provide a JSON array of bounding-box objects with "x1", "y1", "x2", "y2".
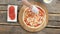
[
  {"x1": 31, "y1": 5, "x2": 39, "y2": 14},
  {"x1": 22, "y1": 0, "x2": 39, "y2": 14}
]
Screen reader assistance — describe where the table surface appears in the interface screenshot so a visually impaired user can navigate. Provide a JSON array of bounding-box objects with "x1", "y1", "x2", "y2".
[{"x1": 0, "y1": 0, "x2": 60, "y2": 34}]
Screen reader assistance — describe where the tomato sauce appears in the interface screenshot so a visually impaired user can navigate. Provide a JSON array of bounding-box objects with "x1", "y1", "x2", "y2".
[{"x1": 9, "y1": 6, "x2": 15, "y2": 20}]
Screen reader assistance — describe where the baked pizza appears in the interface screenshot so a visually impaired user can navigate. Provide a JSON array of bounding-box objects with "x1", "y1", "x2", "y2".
[
  {"x1": 19, "y1": 1, "x2": 48, "y2": 32},
  {"x1": 23, "y1": 5, "x2": 46, "y2": 28}
]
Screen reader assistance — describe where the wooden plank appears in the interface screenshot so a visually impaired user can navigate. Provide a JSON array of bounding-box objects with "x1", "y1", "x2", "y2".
[
  {"x1": 49, "y1": 14, "x2": 60, "y2": 21},
  {"x1": 0, "y1": 6, "x2": 7, "y2": 11},
  {"x1": 0, "y1": 0, "x2": 8, "y2": 4},
  {"x1": 42, "y1": 28, "x2": 60, "y2": 34},
  {"x1": 48, "y1": 20, "x2": 60, "y2": 26},
  {"x1": 7, "y1": 0, "x2": 22, "y2": 6},
  {"x1": 0, "y1": 11, "x2": 7, "y2": 13},
  {"x1": 0, "y1": 5, "x2": 22, "y2": 11},
  {"x1": 0, "y1": 0, "x2": 32, "y2": 5},
  {"x1": 46, "y1": 25, "x2": 60, "y2": 29},
  {"x1": 0, "y1": 25, "x2": 60, "y2": 34},
  {"x1": 0, "y1": 11, "x2": 7, "y2": 22},
  {"x1": 0, "y1": 22, "x2": 20, "y2": 26},
  {"x1": 0, "y1": 0, "x2": 22, "y2": 5},
  {"x1": 46, "y1": 0, "x2": 60, "y2": 14}
]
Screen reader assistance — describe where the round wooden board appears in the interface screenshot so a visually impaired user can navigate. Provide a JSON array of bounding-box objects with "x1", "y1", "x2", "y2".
[{"x1": 18, "y1": 1, "x2": 48, "y2": 32}]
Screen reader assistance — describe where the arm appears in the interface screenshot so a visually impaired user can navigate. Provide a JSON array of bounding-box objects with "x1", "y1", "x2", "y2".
[
  {"x1": 22, "y1": 0, "x2": 32, "y2": 8},
  {"x1": 22, "y1": 0, "x2": 39, "y2": 14}
]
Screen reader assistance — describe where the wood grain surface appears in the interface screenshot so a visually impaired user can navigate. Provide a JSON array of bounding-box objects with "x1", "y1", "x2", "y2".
[{"x1": 0, "y1": 0, "x2": 60, "y2": 34}]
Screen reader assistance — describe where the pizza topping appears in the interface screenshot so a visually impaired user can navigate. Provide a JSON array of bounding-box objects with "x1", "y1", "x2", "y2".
[
  {"x1": 23, "y1": 6, "x2": 45, "y2": 27},
  {"x1": 9, "y1": 6, "x2": 15, "y2": 20}
]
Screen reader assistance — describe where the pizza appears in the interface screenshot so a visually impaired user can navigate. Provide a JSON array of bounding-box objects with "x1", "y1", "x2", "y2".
[
  {"x1": 23, "y1": 6, "x2": 46, "y2": 28},
  {"x1": 19, "y1": 1, "x2": 48, "y2": 32}
]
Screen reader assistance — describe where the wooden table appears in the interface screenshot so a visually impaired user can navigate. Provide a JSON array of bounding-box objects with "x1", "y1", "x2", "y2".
[{"x1": 0, "y1": 0, "x2": 60, "y2": 34}]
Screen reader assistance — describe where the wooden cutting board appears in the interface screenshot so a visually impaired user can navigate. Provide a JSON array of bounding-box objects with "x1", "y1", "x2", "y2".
[{"x1": 18, "y1": 1, "x2": 48, "y2": 32}]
